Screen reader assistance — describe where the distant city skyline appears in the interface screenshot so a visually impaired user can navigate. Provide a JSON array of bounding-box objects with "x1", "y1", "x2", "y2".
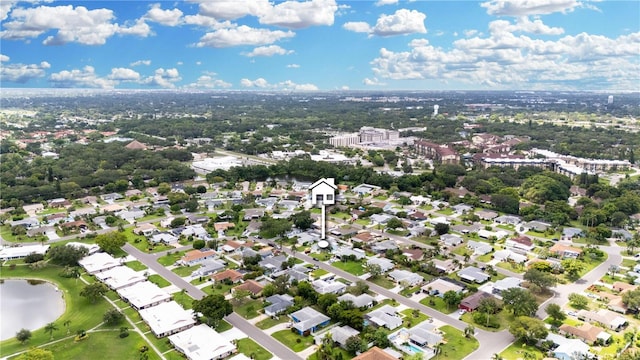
[{"x1": 1, "y1": 0, "x2": 638, "y2": 91}]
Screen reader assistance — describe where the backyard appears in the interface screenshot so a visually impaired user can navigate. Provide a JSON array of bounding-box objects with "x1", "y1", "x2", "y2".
[
  {"x1": 236, "y1": 338, "x2": 273, "y2": 360},
  {"x1": 331, "y1": 259, "x2": 365, "y2": 276},
  {"x1": 439, "y1": 325, "x2": 479, "y2": 360},
  {"x1": 271, "y1": 329, "x2": 316, "y2": 352}
]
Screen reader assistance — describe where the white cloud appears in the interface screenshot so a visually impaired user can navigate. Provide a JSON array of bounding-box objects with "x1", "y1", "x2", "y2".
[
  {"x1": 195, "y1": 0, "x2": 271, "y2": 20},
  {"x1": 481, "y1": 0, "x2": 583, "y2": 16},
  {"x1": 340, "y1": 85, "x2": 350, "y2": 90},
  {"x1": 141, "y1": 68, "x2": 182, "y2": 88},
  {"x1": 194, "y1": 0, "x2": 338, "y2": 29},
  {"x1": 108, "y1": 67, "x2": 140, "y2": 81},
  {"x1": 287, "y1": 63, "x2": 301, "y2": 68},
  {"x1": 372, "y1": 9, "x2": 427, "y2": 37},
  {"x1": 375, "y1": 0, "x2": 399, "y2": 6},
  {"x1": 240, "y1": 77, "x2": 318, "y2": 91},
  {"x1": 369, "y1": 27, "x2": 640, "y2": 90},
  {"x1": 363, "y1": 77, "x2": 386, "y2": 86},
  {"x1": 244, "y1": 45, "x2": 293, "y2": 57},
  {"x1": 49, "y1": 66, "x2": 115, "y2": 88},
  {"x1": 343, "y1": 21, "x2": 371, "y2": 33},
  {"x1": 259, "y1": 0, "x2": 338, "y2": 29},
  {"x1": 144, "y1": 4, "x2": 183, "y2": 26},
  {"x1": 344, "y1": 9, "x2": 426, "y2": 37},
  {"x1": 490, "y1": 17, "x2": 564, "y2": 35},
  {"x1": 195, "y1": 25, "x2": 295, "y2": 48},
  {"x1": 1, "y1": 5, "x2": 151, "y2": 45},
  {"x1": 130, "y1": 59, "x2": 151, "y2": 67},
  {"x1": 0, "y1": 59, "x2": 50, "y2": 83},
  {"x1": 185, "y1": 74, "x2": 232, "y2": 89},
  {"x1": 183, "y1": 14, "x2": 234, "y2": 29}
]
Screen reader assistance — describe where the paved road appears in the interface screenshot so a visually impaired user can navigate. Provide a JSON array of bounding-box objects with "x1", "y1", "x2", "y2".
[
  {"x1": 535, "y1": 242, "x2": 622, "y2": 319},
  {"x1": 123, "y1": 243, "x2": 301, "y2": 360},
  {"x1": 281, "y1": 248, "x2": 516, "y2": 360}
]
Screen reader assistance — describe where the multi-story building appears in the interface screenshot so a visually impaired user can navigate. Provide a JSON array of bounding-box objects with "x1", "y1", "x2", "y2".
[{"x1": 414, "y1": 140, "x2": 460, "y2": 164}]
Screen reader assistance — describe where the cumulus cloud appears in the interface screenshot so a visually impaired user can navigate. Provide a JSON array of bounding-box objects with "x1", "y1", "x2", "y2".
[
  {"x1": 344, "y1": 9, "x2": 426, "y2": 37},
  {"x1": 195, "y1": 25, "x2": 295, "y2": 48},
  {"x1": 49, "y1": 66, "x2": 116, "y2": 88},
  {"x1": 490, "y1": 17, "x2": 564, "y2": 35},
  {"x1": 108, "y1": 67, "x2": 140, "y2": 81},
  {"x1": 141, "y1": 67, "x2": 182, "y2": 88},
  {"x1": 194, "y1": 0, "x2": 338, "y2": 29},
  {"x1": 130, "y1": 59, "x2": 151, "y2": 67},
  {"x1": 244, "y1": 45, "x2": 293, "y2": 57},
  {"x1": 240, "y1": 77, "x2": 318, "y2": 91},
  {"x1": 144, "y1": 3, "x2": 183, "y2": 26},
  {"x1": 185, "y1": 74, "x2": 232, "y2": 89},
  {"x1": 1, "y1": 5, "x2": 151, "y2": 45},
  {"x1": 481, "y1": 0, "x2": 583, "y2": 16},
  {"x1": 0, "y1": 59, "x2": 50, "y2": 83},
  {"x1": 363, "y1": 77, "x2": 386, "y2": 86},
  {"x1": 369, "y1": 26, "x2": 640, "y2": 90},
  {"x1": 375, "y1": 0, "x2": 399, "y2": 6}
]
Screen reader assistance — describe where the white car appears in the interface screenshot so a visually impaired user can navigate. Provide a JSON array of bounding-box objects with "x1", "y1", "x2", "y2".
[
  {"x1": 458, "y1": 309, "x2": 466, "y2": 315},
  {"x1": 567, "y1": 311, "x2": 577, "y2": 316}
]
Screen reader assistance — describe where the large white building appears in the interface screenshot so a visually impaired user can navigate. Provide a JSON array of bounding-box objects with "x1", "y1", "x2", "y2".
[
  {"x1": 78, "y1": 252, "x2": 120, "y2": 274},
  {"x1": 0, "y1": 244, "x2": 49, "y2": 260},
  {"x1": 117, "y1": 281, "x2": 171, "y2": 310},
  {"x1": 139, "y1": 301, "x2": 196, "y2": 338},
  {"x1": 168, "y1": 324, "x2": 237, "y2": 360},
  {"x1": 94, "y1": 266, "x2": 146, "y2": 290},
  {"x1": 329, "y1": 127, "x2": 401, "y2": 148}
]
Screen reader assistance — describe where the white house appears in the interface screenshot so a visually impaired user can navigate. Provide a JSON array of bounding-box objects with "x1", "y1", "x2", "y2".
[
  {"x1": 168, "y1": 324, "x2": 237, "y2": 360},
  {"x1": 117, "y1": 281, "x2": 171, "y2": 310},
  {"x1": 0, "y1": 244, "x2": 50, "y2": 260},
  {"x1": 139, "y1": 301, "x2": 196, "y2": 338},
  {"x1": 309, "y1": 178, "x2": 337, "y2": 206},
  {"x1": 78, "y1": 252, "x2": 120, "y2": 274},
  {"x1": 94, "y1": 266, "x2": 146, "y2": 290}
]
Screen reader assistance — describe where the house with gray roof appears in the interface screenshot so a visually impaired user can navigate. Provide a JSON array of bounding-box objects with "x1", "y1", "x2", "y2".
[
  {"x1": 366, "y1": 257, "x2": 395, "y2": 273},
  {"x1": 492, "y1": 277, "x2": 522, "y2": 296},
  {"x1": 338, "y1": 293, "x2": 375, "y2": 308},
  {"x1": 476, "y1": 209, "x2": 498, "y2": 221},
  {"x1": 466, "y1": 240, "x2": 493, "y2": 256},
  {"x1": 312, "y1": 279, "x2": 347, "y2": 295},
  {"x1": 388, "y1": 269, "x2": 423, "y2": 286},
  {"x1": 319, "y1": 325, "x2": 360, "y2": 348},
  {"x1": 191, "y1": 259, "x2": 226, "y2": 277},
  {"x1": 371, "y1": 239, "x2": 399, "y2": 253},
  {"x1": 366, "y1": 305, "x2": 402, "y2": 330},
  {"x1": 407, "y1": 321, "x2": 443, "y2": 348},
  {"x1": 458, "y1": 266, "x2": 490, "y2": 284},
  {"x1": 259, "y1": 255, "x2": 287, "y2": 274},
  {"x1": 494, "y1": 215, "x2": 522, "y2": 225},
  {"x1": 290, "y1": 307, "x2": 331, "y2": 336},
  {"x1": 264, "y1": 294, "x2": 294, "y2": 317},
  {"x1": 546, "y1": 333, "x2": 593, "y2": 360},
  {"x1": 562, "y1": 227, "x2": 584, "y2": 241},
  {"x1": 334, "y1": 246, "x2": 366, "y2": 260},
  {"x1": 440, "y1": 234, "x2": 463, "y2": 247}
]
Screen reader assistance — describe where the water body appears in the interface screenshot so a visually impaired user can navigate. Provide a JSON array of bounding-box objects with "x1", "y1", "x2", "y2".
[{"x1": 0, "y1": 279, "x2": 66, "y2": 341}]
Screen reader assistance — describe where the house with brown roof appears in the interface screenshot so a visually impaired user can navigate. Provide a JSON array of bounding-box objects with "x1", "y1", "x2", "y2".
[
  {"x1": 559, "y1": 323, "x2": 611, "y2": 345},
  {"x1": 214, "y1": 222, "x2": 235, "y2": 232},
  {"x1": 505, "y1": 236, "x2": 534, "y2": 252},
  {"x1": 211, "y1": 269, "x2": 243, "y2": 283},
  {"x1": 353, "y1": 231, "x2": 376, "y2": 243},
  {"x1": 180, "y1": 249, "x2": 216, "y2": 266},
  {"x1": 612, "y1": 282, "x2": 637, "y2": 293},
  {"x1": 232, "y1": 280, "x2": 264, "y2": 296},
  {"x1": 352, "y1": 346, "x2": 397, "y2": 360},
  {"x1": 549, "y1": 243, "x2": 582, "y2": 258},
  {"x1": 459, "y1": 291, "x2": 493, "y2": 312}
]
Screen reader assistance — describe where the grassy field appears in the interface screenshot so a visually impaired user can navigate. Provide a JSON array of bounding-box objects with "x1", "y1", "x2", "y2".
[
  {"x1": 171, "y1": 265, "x2": 199, "y2": 277},
  {"x1": 27, "y1": 330, "x2": 161, "y2": 360},
  {"x1": 157, "y1": 251, "x2": 186, "y2": 266},
  {"x1": 460, "y1": 309, "x2": 513, "y2": 332},
  {"x1": 202, "y1": 282, "x2": 234, "y2": 296},
  {"x1": 439, "y1": 325, "x2": 479, "y2": 360},
  {"x1": 256, "y1": 316, "x2": 290, "y2": 330},
  {"x1": 419, "y1": 296, "x2": 455, "y2": 314},
  {"x1": 236, "y1": 338, "x2": 273, "y2": 360},
  {"x1": 147, "y1": 274, "x2": 171, "y2": 288},
  {"x1": 172, "y1": 291, "x2": 194, "y2": 309},
  {"x1": 400, "y1": 308, "x2": 429, "y2": 328},
  {"x1": 0, "y1": 264, "x2": 113, "y2": 358},
  {"x1": 124, "y1": 260, "x2": 148, "y2": 271},
  {"x1": 332, "y1": 259, "x2": 365, "y2": 276},
  {"x1": 499, "y1": 339, "x2": 545, "y2": 360},
  {"x1": 234, "y1": 299, "x2": 263, "y2": 319},
  {"x1": 271, "y1": 329, "x2": 315, "y2": 352},
  {"x1": 369, "y1": 276, "x2": 396, "y2": 289}
]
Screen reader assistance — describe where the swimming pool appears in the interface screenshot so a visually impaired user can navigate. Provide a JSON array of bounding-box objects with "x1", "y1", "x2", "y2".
[{"x1": 407, "y1": 344, "x2": 424, "y2": 353}]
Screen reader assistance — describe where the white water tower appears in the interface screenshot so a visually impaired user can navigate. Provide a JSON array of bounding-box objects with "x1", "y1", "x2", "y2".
[{"x1": 433, "y1": 104, "x2": 439, "y2": 116}]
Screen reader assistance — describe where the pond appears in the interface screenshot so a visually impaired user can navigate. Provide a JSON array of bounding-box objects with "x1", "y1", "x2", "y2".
[{"x1": 0, "y1": 279, "x2": 66, "y2": 341}]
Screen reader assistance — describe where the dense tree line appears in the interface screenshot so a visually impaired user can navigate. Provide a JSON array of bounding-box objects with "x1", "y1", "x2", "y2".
[{"x1": 0, "y1": 142, "x2": 194, "y2": 204}]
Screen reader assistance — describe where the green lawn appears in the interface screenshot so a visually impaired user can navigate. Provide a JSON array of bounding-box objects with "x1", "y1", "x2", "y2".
[
  {"x1": 419, "y1": 296, "x2": 455, "y2": 314},
  {"x1": 33, "y1": 330, "x2": 161, "y2": 360},
  {"x1": 310, "y1": 268, "x2": 329, "y2": 278},
  {"x1": 125, "y1": 228, "x2": 173, "y2": 254},
  {"x1": 308, "y1": 347, "x2": 353, "y2": 360},
  {"x1": 172, "y1": 291, "x2": 194, "y2": 309},
  {"x1": 399, "y1": 286, "x2": 422, "y2": 297},
  {"x1": 499, "y1": 339, "x2": 545, "y2": 360},
  {"x1": 234, "y1": 299, "x2": 263, "y2": 319},
  {"x1": 157, "y1": 251, "x2": 186, "y2": 266},
  {"x1": 236, "y1": 338, "x2": 273, "y2": 360},
  {"x1": 495, "y1": 261, "x2": 526, "y2": 273},
  {"x1": 369, "y1": 276, "x2": 396, "y2": 289},
  {"x1": 460, "y1": 309, "x2": 513, "y2": 332},
  {"x1": 310, "y1": 252, "x2": 332, "y2": 261},
  {"x1": 0, "y1": 265, "x2": 115, "y2": 358},
  {"x1": 216, "y1": 320, "x2": 232, "y2": 332},
  {"x1": 202, "y1": 282, "x2": 234, "y2": 296},
  {"x1": 124, "y1": 260, "x2": 148, "y2": 272},
  {"x1": 332, "y1": 259, "x2": 365, "y2": 276},
  {"x1": 171, "y1": 265, "x2": 199, "y2": 277},
  {"x1": 271, "y1": 329, "x2": 315, "y2": 352},
  {"x1": 439, "y1": 325, "x2": 479, "y2": 360},
  {"x1": 147, "y1": 274, "x2": 171, "y2": 288},
  {"x1": 436, "y1": 208, "x2": 454, "y2": 215},
  {"x1": 256, "y1": 316, "x2": 290, "y2": 330},
  {"x1": 400, "y1": 309, "x2": 429, "y2": 328}
]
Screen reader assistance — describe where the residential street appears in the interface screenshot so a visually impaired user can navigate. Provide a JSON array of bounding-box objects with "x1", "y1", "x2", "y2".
[{"x1": 123, "y1": 243, "x2": 302, "y2": 360}]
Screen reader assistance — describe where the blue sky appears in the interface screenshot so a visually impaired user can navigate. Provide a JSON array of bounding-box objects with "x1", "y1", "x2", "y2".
[{"x1": 1, "y1": 0, "x2": 638, "y2": 91}]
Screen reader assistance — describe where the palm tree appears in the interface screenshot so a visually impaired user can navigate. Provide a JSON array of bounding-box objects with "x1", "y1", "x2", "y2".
[
  {"x1": 63, "y1": 320, "x2": 71, "y2": 335},
  {"x1": 491, "y1": 354, "x2": 503, "y2": 360},
  {"x1": 464, "y1": 324, "x2": 475, "y2": 338},
  {"x1": 44, "y1": 322, "x2": 58, "y2": 340}
]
